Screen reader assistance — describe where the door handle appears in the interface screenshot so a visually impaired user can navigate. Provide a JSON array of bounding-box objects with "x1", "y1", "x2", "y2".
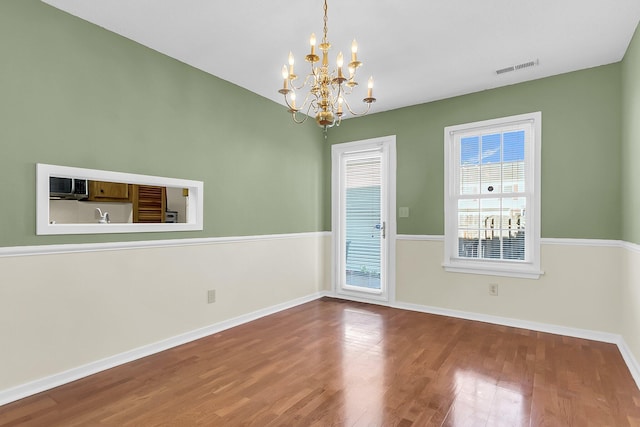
[{"x1": 381, "y1": 221, "x2": 386, "y2": 239}]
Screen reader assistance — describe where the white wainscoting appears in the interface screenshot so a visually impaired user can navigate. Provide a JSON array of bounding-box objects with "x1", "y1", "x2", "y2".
[
  {"x1": 392, "y1": 235, "x2": 640, "y2": 390},
  {"x1": 1, "y1": 233, "x2": 638, "y2": 406},
  {"x1": 0, "y1": 232, "x2": 330, "y2": 405}
]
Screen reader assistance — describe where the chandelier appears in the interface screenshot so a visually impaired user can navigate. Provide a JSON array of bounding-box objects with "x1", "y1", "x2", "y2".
[{"x1": 278, "y1": 0, "x2": 376, "y2": 130}]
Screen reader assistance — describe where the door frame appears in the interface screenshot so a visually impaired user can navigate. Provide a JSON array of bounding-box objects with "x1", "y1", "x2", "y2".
[{"x1": 331, "y1": 135, "x2": 397, "y2": 304}]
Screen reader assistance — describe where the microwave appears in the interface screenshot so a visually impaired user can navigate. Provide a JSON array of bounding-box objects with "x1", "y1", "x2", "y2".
[{"x1": 49, "y1": 177, "x2": 89, "y2": 200}]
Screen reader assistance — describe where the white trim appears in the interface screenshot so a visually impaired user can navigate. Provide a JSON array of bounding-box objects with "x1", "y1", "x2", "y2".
[
  {"x1": 11, "y1": 227, "x2": 629, "y2": 256},
  {"x1": 397, "y1": 234, "x2": 630, "y2": 248},
  {"x1": 326, "y1": 292, "x2": 396, "y2": 308},
  {"x1": 393, "y1": 301, "x2": 620, "y2": 342},
  {"x1": 441, "y1": 262, "x2": 544, "y2": 279},
  {"x1": 393, "y1": 300, "x2": 640, "y2": 390},
  {"x1": 621, "y1": 240, "x2": 640, "y2": 254},
  {"x1": 542, "y1": 238, "x2": 621, "y2": 247},
  {"x1": 396, "y1": 234, "x2": 444, "y2": 241},
  {"x1": 0, "y1": 292, "x2": 324, "y2": 407},
  {"x1": 0, "y1": 231, "x2": 331, "y2": 258},
  {"x1": 387, "y1": 140, "x2": 398, "y2": 304},
  {"x1": 617, "y1": 338, "x2": 640, "y2": 390}
]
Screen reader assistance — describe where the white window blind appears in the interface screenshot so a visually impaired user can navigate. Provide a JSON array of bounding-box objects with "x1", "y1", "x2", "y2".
[
  {"x1": 344, "y1": 156, "x2": 382, "y2": 287},
  {"x1": 457, "y1": 127, "x2": 527, "y2": 261}
]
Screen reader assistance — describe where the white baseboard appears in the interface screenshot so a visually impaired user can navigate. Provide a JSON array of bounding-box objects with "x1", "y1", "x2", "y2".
[
  {"x1": 0, "y1": 292, "x2": 323, "y2": 407},
  {"x1": 393, "y1": 300, "x2": 640, "y2": 390},
  {"x1": 393, "y1": 301, "x2": 619, "y2": 342},
  {"x1": 617, "y1": 337, "x2": 640, "y2": 390}
]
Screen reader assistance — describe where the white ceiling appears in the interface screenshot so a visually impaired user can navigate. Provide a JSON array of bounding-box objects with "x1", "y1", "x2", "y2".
[{"x1": 41, "y1": 0, "x2": 640, "y2": 117}]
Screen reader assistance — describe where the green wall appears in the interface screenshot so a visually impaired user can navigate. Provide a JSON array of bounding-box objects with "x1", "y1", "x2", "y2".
[
  {"x1": 0, "y1": 1, "x2": 325, "y2": 247},
  {"x1": 328, "y1": 65, "x2": 623, "y2": 239},
  {"x1": 0, "y1": 1, "x2": 631, "y2": 246},
  {"x1": 622, "y1": 24, "x2": 640, "y2": 245}
]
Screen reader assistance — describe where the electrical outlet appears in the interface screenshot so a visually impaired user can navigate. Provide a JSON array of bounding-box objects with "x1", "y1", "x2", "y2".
[
  {"x1": 207, "y1": 289, "x2": 216, "y2": 304},
  {"x1": 489, "y1": 283, "x2": 499, "y2": 296}
]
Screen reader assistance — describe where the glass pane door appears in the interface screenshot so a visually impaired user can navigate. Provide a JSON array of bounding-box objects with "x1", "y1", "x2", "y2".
[
  {"x1": 344, "y1": 155, "x2": 383, "y2": 291},
  {"x1": 332, "y1": 136, "x2": 395, "y2": 303}
]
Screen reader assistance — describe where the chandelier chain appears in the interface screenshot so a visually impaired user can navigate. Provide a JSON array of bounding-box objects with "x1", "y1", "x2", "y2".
[{"x1": 323, "y1": 0, "x2": 328, "y2": 44}]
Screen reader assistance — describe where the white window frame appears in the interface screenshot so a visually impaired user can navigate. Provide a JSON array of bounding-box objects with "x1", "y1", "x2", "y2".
[{"x1": 443, "y1": 112, "x2": 543, "y2": 279}]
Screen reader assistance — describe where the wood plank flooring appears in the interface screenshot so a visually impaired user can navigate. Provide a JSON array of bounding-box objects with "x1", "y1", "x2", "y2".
[{"x1": 1, "y1": 297, "x2": 639, "y2": 426}]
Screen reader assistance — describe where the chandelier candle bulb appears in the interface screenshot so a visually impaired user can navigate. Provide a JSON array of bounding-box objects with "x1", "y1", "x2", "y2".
[
  {"x1": 351, "y1": 39, "x2": 358, "y2": 62},
  {"x1": 288, "y1": 51, "x2": 295, "y2": 77},
  {"x1": 282, "y1": 65, "x2": 289, "y2": 90},
  {"x1": 367, "y1": 76, "x2": 374, "y2": 98},
  {"x1": 337, "y1": 52, "x2": 344, "y2": 78},
  {"x1": 291, "y1": 92, "x2": 296, "y2": 109},
  {"x1": 310, "y1": 33, "x2": 316, "y2": 55},
  {"x1": 347, "y1": 65, "x2": 357, "y2": 88}
]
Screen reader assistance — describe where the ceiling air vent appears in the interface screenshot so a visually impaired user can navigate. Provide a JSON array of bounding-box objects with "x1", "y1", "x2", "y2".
[
  {"x1": 496, "y1": 66, "x2": 515, "y2": 75},
  {"x1": 496, "y1": 59, "x2": 539, "y2": 75}
]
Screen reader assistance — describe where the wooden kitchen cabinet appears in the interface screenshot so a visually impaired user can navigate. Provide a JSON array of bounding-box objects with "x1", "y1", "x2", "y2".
[
  {"x1": 88, "y1": 181, "x2": 130, "y2": 201},
  {"x1": 87, "y1": 181, "x2": 166, "y2": 223},
  {"x1": 132, "y1": 185, "x2": 166, "y2": 223}
]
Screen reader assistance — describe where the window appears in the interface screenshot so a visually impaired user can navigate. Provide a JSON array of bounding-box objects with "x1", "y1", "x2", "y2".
[{"x1": 443, "y1": 112, "x2": 542, "y2": 279}]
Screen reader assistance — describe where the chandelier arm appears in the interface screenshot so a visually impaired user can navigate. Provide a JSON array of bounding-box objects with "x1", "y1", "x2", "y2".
[
  {"x1": 302, "y1": 91, "x2": 319, "y2": 111},
  {"x1": 285, "y1": 96, "x2": 316, "y2": 125},
  {"x1": 332, "y1": 83, "x2": 343, "y2": 110},
  {"x1": 283, "y1": 88, "x2": 317, "y2": 114},
  {"x1": 340, "y1": 84, "x2": 354, "y2": 96},
  {"x1": 341, "y1": 96, "x2": 373, "y2": 116},
  {"x1": 308, "y1": 97, "x2": 320, "y2": 114},
  {"x1": 290, "y1": 73, "x2": 317, "y2": 92},
  {"x1": 282, "y1": 95, "x2": 294, "y2": 111},
  {"x1": 291, "y1": 111, "x2": 309, "y2": 124}
]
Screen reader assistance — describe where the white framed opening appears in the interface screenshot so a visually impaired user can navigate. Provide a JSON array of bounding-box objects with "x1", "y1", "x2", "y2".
[{"x1": 37, "y1": 163, "x2": 204, "y2": 235}]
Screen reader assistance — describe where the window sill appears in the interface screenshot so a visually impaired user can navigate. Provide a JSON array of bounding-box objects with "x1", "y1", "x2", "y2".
[{"x1": 442, "y1": 261, "x2": 544, "y2": 280}]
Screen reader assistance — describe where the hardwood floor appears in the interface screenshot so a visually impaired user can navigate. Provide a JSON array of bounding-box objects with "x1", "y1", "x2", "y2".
[{"x1": 1, "y1": 297, "x2": 639, "y2": 426}]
